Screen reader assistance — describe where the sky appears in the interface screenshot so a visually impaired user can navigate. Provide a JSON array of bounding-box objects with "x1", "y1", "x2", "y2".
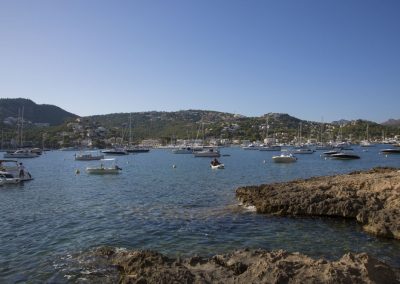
[{"x1": 0, "y1": 0, "x2": 399, "y2": 123}]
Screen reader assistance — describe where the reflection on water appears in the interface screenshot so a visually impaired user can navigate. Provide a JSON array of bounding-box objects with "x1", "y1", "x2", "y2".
[{"x1": 0, "y1": 146, "x2": 399, "y2": 282}]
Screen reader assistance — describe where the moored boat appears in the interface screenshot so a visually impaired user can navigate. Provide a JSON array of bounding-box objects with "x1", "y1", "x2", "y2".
[
  {"x1": 194, "y1": 148, "x2": 220, "y2": 157},
  {"x1": 329, "y1": 152, "x2": 360, "y2": 160},
  {"x1": 75, "y1": 151, "x2": 105, "y2": 161},
  {"x1": 0, "y1": 159, "x2": 33, "y2": 181},
  {"x1": 102, "y1": 148, "x2": 128, "y2": 155},
  {"x1": 272, "y1": 153, "x2": 297, "y2": 163},
  {"x1": 86, "y1": 159, "x2": 122, "y2": 174},
  {"x1": 4, "y1": 149, "x2": 39, "y2": 158},
  {"x1": 380, "y1": 149, "x2": 400, "y2": 154}
]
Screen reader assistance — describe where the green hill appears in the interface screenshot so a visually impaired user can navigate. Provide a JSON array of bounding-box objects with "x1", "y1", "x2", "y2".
[{"x1": 0, "y1": 98, "x2": 78, "y2": 126}]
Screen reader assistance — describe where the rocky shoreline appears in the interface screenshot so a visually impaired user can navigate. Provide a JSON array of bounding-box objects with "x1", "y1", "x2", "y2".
[
  {"x1": 236, "y1": 167, "x2": 400, "y2": 240},
  {"x1": 85, "y1": 247, "x2": 399, "y2": 283}
]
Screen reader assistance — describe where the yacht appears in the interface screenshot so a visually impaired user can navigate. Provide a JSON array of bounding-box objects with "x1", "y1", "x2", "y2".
[
  {"x1": 293, "y1": 147, "x2": 315, "y2": 154},
  {"x1": 329, "y1": 152, "x2": 360, "y2": 160},
  {"x1": 126, "y1": 146, "x2": 150, "y2": 153},
  {"x1": 380, "y1": 149, "x2": 400, "y2": 154},
  {"x1": 102, "y1": 148, "x2": 128, "y2": 155},
  {"x1": 272, "y1": 153, "x2": 297, "y2": 163},
  {"x1": 259, "y1": 145, "x2": 281, "y2": 151},
  {"x1": 3, "y1": 149, "x2": 39, "y2": 158},
  {"x1": 75, "y1": 151, "x2": 105, "y2": 161},
  {"x1": 193, "y1": 148, "x2": 221, "y2": 157}
]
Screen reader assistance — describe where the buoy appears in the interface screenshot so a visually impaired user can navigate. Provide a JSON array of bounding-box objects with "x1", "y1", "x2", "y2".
[
  {"x1": 263, "y1": 160, "x2": 266, "y2": 164},
  {"x1": 75, "y1": 169, "x2": 80, "y2": 174},
  {"x1": 172, "y1": 164, "x2": 176, "y2": 168}
]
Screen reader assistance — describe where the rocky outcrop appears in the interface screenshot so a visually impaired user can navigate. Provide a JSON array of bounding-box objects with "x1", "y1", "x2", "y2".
[
  {"x1": 91, "y1": 247, "x2": 399, "y2": 283},
  {"x1": 236, "y1": 167, "x2": 400, "y2": 239}
]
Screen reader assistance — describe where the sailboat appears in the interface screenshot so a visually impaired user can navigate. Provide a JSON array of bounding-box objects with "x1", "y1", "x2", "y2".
[
  {"x1": 259, "y1": 116, "x2": 281, "y2": 151},
  {"x1": 3, "y1": 107, "x2": 39, "y2": 158},
  {"x1": 360, "y1": 125, "x2": 375, "y2": 147},
  {"x1": 125, "y1": 113, "x2": 150, "y2": 153}
]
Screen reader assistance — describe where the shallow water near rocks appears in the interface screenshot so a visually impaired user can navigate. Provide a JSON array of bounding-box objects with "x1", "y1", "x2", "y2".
[{"x1": 0, "y1": 146, "x2": 399, "y2": 282}]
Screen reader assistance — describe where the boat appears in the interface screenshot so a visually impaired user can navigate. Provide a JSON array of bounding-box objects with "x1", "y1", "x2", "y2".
[
  {"x1": 75, "y1": 151, "x2": 105, "y2": 161},
  {"x1": 360, "y1": 125, "x2": 375, "y2": 147},
  {"x1": 210, "y1": 164, "x2": 224, "y2": 169},
  {"x1": 259, "y1": 145, "x2": 281, "y2": 151},
  {"x1": 242, "y1": 144, "x2": 260, "y2": 150},
  {"x1": 0, "y1": 159, "x2": 33, "y2": 181},
  {"x1": 4, "y1": 149, "x2": 39, "y2": 158},
  {"x1": 86, "y1": 159, "x2": 122, "y2": 174},
  {"x1": 193, "y1": 148, "x2": 221, "y2": 157},
  {"x1": 125, "y1": 146, "x2": 150, "y2": 153},
  {"x1": 272, "y1": 153, "x2": 297, "y2": 163},
  {"x1": 102, "y1": 148, "x2": 128, "y2": 155},
  {"x1": 329, "y1": 152, "x2": 360, "y2": 160},
  {"x1": 380, "y1": 149, "x2": 400, "y2": 154},
  {"x1": 323, "y1": 150, "x2": 341, "y2": 156},
  {"x1": 0, "y1": 172, "x2": 21, "y2": 184},
  {"x1": 293, "y1": 148, "x2": 315, "y2": 154},
  {"x1": 172, "y1": 147, "x2": 193, "y2": 154}
]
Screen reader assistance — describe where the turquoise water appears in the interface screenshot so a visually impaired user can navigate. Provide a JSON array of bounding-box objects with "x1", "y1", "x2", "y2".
[{"x1": 1, "y1": 146, "x2": 399, "y2": 282}]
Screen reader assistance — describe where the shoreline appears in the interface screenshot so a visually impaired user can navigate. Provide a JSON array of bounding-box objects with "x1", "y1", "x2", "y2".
[
  {"x1": 236, "y1": 167, "x2": 400, "y2": 240},
  {"x1": 71, "y1": 246, "x2": 400, "y2": 283}
]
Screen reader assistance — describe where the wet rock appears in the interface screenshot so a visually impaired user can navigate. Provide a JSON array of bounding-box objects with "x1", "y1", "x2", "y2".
[
  {"x1": 236, "y1": 167, "x2": 400, "y2": 239},
  {"x1": 92, "y1": 247, "x2": 399, "y2": 283}
]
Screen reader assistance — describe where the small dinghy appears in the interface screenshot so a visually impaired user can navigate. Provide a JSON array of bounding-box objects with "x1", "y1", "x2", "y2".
[{"x1": 210, "y1": 164, "x2": 224, "y2": 169}]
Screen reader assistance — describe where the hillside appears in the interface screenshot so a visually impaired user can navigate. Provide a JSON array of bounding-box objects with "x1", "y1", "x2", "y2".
[
  {"x1": 382, "y1": 119, "x2": 400, "y2": 127},
  {"x1": 0, "y1": 98, "x2": 78, "y2": 126}
]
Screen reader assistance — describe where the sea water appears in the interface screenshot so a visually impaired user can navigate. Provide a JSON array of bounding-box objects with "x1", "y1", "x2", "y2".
[{"x1": 0, "y1": 146, "x2": 399, "y2": 282}]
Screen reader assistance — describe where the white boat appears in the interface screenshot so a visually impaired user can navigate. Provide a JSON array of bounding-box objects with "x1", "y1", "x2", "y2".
[
  {"x1": 360, "y1": 140, "x2": 375, "y2": 147},
  {"x1": 380, "y1": 149, "x2": 400, "y2": 154},
  {"x1": 329, "y1": 152, "x2": 360, "y2": 160},
  {"x1": 75, "y1": 151, "x2": 105, "y2": 161},
  {"x1": 172, "y1": 147, "x2": 193, "y2": 154},
  {"x1": 259, "y1": 145, "x2": 281, "y2": 151},
  {"x1": 4, "y1": 149, "x2": 39, "y2": 158},
  {"x1": 210, "y1": 164, "x2": 224, "y2": 169},
  {"x1": 293, "y1": 148, "x2": 315, "y2": 154},
  {"x1": 0, "y1": 172, "x2": 21, "y2": 184},
  {"x1": 102, "y1": 148, "x2": 128, "y2": 155},
  {"x1": 0, "y1": 159, "x2": 33, "y2": 181},
  {"x1": 242, "y1": 144, "x2": 260, "y2": 150},
  {"x1": 272, "y1": 153, "x2": 297, "y2": 163},
  {"x1": 86, "y1": 159, "x2": 122, "y2": 174},
  {"x1": 193, "y1": 148, "x2": 221, "y2": 157}
]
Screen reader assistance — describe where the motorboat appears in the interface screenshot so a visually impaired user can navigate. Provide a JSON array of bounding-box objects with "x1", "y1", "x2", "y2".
[
  {"x1": 125, "y1": 146, "x2": 150, "y2": 153},
  {"x1": 193, "y1": 148, "x2": 221, "y2": 157},
  {"x1": 102, "y1": 148, "x2": 128, "y2": 155},
  {"x1": 272, "y1": 153, "x2": 297, "y2": 163},
  {"x1": 210, "y1": 163, "x2": 225, "y2": 169},
  {"x1": 4, "y1": 149, "x2": 39, "y2": 158},
  {"x1": 293, "y1": 148, "x2": 315, "y2": 154},
  {"x1": 0, "y1": 159, "x2": 33, "y2": 181},
  {"x1": 242, "y1": 144, "x2": 260, "y2": 150},
  {"x1": 0, "y1": 172, "x2": 21, "y2": 184},
  {"x1": 380, "y1": 149, "x2": 400, "y2": 154},
  {"x1": 323, "y1": 150, "x2": 341, "y2": 156},
  {"x1": 329, "y1": 152, "x2": 360, "y2": 160},
  {"x1": 172, "y1": 147, "x2": 193, "y2": 154},
  {"x1": 86, "y1": 159, "x2": 122, "y2": 174},
  {"x1": 75, "y1": 151, "x2": 105, "y2": 161},
  {"x1": 259, "y1": 145, "x2": 281, "y2": 151}
]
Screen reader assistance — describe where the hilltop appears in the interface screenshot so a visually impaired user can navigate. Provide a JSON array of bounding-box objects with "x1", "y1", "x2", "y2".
[{"x1": 0, "y1": 98, "x2": 78, "y2": 126}]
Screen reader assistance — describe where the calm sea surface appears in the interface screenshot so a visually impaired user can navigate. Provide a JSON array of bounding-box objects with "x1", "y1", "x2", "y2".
[{"x1": 1, "y1": 146, "x2": 400, "y2": 282}]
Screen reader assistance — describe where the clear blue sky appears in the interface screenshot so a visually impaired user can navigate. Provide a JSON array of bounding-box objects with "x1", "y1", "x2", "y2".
[{"x1": 0, "y1": 0, "x2": 399, "y2": 122}]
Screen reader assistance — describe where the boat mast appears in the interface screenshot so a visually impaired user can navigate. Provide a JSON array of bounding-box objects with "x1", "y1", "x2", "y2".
[
  {"x1": 130, "y1": 114, "x2": 132, "y2": 143},
  {"x1": 20, "y1": 106, "x2": 24, "y2": 147}
]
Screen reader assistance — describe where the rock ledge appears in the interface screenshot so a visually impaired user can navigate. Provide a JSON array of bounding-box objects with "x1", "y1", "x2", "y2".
[{"x1": 236, "y1": 167, "x2": 400, "y2": 239}]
